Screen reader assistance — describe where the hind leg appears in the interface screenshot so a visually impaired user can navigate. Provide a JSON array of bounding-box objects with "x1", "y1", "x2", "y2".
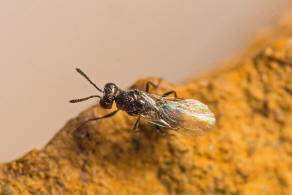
[
  {"x1": 155, "y1": 125, "x2": 167, "y2": 135},
  {"x1": 145, "y1": 81, "x2": 158, "y2": 93},
  {"x1": 162, "y1": 90, "x2": 177, "y2": 98}
]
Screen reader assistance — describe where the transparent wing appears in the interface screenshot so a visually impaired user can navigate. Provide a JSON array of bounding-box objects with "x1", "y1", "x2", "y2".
[{"x1": 140, "y1": 93, "x2": 216, "y2": 136}]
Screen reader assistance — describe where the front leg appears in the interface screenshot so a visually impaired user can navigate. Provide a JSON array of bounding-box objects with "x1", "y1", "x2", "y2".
[{"x1": 78, "y1": 110, "x2": 119, "y2": 129}]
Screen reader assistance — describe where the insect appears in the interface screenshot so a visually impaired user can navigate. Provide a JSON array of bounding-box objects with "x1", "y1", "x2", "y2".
[{"x1": 70, "y1": 68, "x2": 216, "y2": 136}]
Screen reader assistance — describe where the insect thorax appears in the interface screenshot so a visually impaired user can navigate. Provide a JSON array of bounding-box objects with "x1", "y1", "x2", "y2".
[{"x1": 115, "y1": 89, "x2": 150, "y2": 116}]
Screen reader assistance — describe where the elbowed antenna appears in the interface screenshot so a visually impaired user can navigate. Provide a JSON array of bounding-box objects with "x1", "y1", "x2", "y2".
[
  {"x1": 69, "y1": 95, "x2": 101, "y2": 103},
  {"x1": 75, "y1": 68, "x2": 104, "y2": 93}
]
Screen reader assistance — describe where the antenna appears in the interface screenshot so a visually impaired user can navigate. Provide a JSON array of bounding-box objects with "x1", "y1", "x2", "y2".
[
  {"x1": 75, "y1": 68, "x2": 104, "y2": 93},
  {"x1": 69, "y1": 95, "x2": 101, "y2": 103}
]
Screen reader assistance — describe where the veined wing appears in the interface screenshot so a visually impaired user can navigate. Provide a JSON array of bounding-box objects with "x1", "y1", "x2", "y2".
[{"x1": 140, "y1": 93, "x2": 216, "y2": 136}]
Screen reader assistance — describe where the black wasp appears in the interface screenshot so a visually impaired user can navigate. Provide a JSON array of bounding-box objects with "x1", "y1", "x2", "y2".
[{"x1": 70, "y1": 68, "x2": 215, "y2": 136}]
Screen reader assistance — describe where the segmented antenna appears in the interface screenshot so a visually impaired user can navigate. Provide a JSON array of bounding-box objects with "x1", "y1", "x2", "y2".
[
  {"x1": 75, "y1": 68, "x2": 104, "y2": 93},
  {"x1": 70, "y1": 95, "x2": 101, "y2": 103}
]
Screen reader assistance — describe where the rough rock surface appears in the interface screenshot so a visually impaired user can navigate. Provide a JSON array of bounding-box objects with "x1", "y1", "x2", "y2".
[{"x1": 1, "y1": 18, "x2": 292, "y2": 195}]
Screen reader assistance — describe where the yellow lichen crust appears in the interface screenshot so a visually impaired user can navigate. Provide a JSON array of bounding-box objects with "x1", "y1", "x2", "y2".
[{"x1": 1, "y1": 22, "x2": 292, "y2": 195}]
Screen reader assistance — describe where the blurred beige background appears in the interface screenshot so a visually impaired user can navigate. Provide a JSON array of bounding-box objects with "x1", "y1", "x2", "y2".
[{"x1": 0, "y1": 0, "x2": 292, "y2": 162}]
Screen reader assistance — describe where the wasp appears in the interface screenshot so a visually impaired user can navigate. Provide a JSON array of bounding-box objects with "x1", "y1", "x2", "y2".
[{"x1": 70, "y1": 68, "x2": 215, "y2": 136}]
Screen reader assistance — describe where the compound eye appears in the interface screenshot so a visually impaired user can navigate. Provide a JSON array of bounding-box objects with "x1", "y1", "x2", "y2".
[{"x1": 104, "y1": 83, "x2": 118, "y2": 95}]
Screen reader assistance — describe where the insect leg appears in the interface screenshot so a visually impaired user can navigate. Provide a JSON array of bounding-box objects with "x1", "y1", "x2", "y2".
[
  {"x1": 133, "y1": 116, "x2": 141, "y2": 130},
  {"x1": 154, "y1": 125, "x2": 165, "y2": 135},
  {"x1": 162, "y1": 90, "x2": 177, "y2": 98},
  {"x1": 145, "y1": 81, "x2": 158, "y2": 93},
  {"x1": 86, "y1": 110, "x2": 119, "y2": 122},
  {"x1": 78, "y1": 110, "x2": 119, "y2": 128}
]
